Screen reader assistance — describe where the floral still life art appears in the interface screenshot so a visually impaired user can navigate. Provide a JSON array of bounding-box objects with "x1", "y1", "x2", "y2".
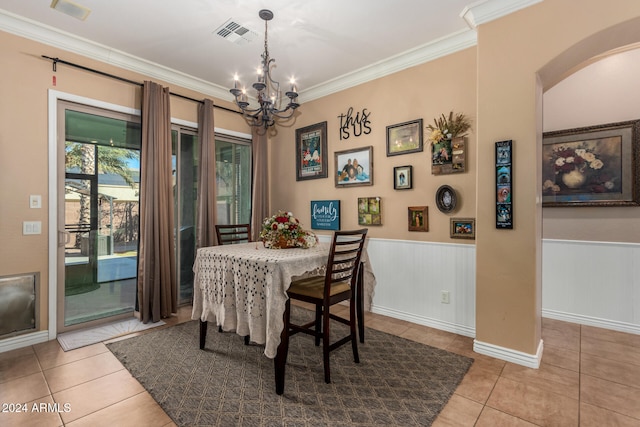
[
  {"x1": 427, "y1": 111, "x2": 471, "y2": 174},
  {"x1": 542, "y1": 139, "x2": 621, "y2": 196},
  {"x1": 260, "y1": 211, "x2": 318, "y2": 249}
]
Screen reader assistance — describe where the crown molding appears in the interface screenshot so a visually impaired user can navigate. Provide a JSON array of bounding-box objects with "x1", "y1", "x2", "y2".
[
  {"x1": 461, "y1": 0, "x2": 543, "y2": 29},
  {"x1": 300, "y1": 28, "x2": 478, "y2": 103},
  {"x1": 0, "y1": 8, "x2": 232, "y2": 101}
]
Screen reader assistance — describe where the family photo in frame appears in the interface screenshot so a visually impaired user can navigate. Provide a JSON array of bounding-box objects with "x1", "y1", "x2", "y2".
[
  {"x1": 393, "y1": 165, "x2": 413, "y2": 190},
  {"x1": 335, "y1": 146, "x2": 373, "y2": 187}
]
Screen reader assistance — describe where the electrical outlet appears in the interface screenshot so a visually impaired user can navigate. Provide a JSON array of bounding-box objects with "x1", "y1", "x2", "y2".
[{"x1": 441, "y1": 290, "x2": 450, "y2": 304}]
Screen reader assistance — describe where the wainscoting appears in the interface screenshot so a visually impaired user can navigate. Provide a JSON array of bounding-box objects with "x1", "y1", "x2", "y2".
[
  {"x1": 358, "y1": 237, "x2": 640, "y2": 342},
  {"x1": 542, "y1": 239, "x2": 640, "y2": 335},
  {"x1": 364, "y1": 238, "x2": 476, "y2": 337}
]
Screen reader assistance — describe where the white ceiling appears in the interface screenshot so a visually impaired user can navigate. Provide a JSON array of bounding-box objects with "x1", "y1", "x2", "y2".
[{"x1": 0, "y1": 0, "x2": 540, "y2": 102}]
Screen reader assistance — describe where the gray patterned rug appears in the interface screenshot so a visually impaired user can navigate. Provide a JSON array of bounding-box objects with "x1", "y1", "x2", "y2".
[{"x1": 107, "y1": 307, "x2": 473, "y2": 426}]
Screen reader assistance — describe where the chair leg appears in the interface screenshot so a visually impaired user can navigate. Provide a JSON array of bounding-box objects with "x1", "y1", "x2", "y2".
[
  {"x1": 244, "y1": 335, "x2": 250, "y2": 345},
  {"x1": 275, "y1": 299, "x2": 291, "y2": 395},
  {"x1": 350, "y1": 297, "x2": 360, "y2": 364},
  {"x1": 357, "y1": 262, "x2": 365, "y2": 343},
  {"x1": 314, "y1": 305, "x2": 322, "y2": 346},
  {"x1": 199, "y1": 320, "x2": 208, "y2": 350},
  {"x1": 218, "y1": 325, "x2": 223, "y2": 333},
  {"x1": 322, "y1": 303, "x2": 331, "y2": 383}
]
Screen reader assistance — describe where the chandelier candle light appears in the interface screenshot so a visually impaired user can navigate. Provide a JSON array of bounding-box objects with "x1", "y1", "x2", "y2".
[{"x1": 230, "y1": 9, "x2": 300, "y2": 129}]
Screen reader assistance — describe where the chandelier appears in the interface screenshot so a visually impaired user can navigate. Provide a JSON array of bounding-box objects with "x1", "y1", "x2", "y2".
[{"x1": 230, "y1": 9, "x2": 300, "y2": 129}]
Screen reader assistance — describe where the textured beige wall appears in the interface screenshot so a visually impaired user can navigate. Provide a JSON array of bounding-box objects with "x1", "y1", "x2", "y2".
[
  {"x1": 269, "y1": 48, "x2": 477, "y2": 242},
  {"x1": 476, "y1": 0, "x2": 640, "y2": 354},
  {"x1": 0, "y1": 30, "x2": 247, "y2": 331}
]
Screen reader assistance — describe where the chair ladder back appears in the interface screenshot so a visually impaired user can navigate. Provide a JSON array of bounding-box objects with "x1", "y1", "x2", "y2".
[
  {"x1": 324, "y1": 229, "x2": 368, "y2": 298},
  {"x1": 215, "y1": 224, "x2": 252, "y2": 245}
]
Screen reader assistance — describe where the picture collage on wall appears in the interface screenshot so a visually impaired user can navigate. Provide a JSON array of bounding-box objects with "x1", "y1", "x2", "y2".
[
  {"x1": 358, "y1": 197, "x2": 381, "y2": 225},
  {"x1": 495, "y1": 140, "x2": 513, "y2": 229}
]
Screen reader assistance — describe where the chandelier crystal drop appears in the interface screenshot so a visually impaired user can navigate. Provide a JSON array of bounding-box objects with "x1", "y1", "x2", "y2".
[{"x1": 229, "y1": 9, "x2": 300, "y2": 129}]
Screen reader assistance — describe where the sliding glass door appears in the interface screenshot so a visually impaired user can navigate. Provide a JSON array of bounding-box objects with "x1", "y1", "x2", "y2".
[{"x1": 59, "y1": 104, "x2": 141, "y2": 330}]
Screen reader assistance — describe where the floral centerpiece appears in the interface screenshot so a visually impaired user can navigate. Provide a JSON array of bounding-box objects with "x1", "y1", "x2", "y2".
[
  {"x1": 426, "y1": 111, "x2": 472, "y2": 144},
  {"x1": 260, "y1": 210, "x2": 318, "y2": 249},
  {"x1": 543, "y1": 143, "x2": 612, "y2": 192}
]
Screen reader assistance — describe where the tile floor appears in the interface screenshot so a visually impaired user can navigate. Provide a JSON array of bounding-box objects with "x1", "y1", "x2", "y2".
[{"x1": 1, "y1": 305, "x2": 639, "y2": 426}]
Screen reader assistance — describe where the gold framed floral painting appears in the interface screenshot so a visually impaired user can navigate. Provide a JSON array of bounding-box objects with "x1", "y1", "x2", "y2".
[{"x1": 542, "y1": 120, "x2": 640, "y2": 207}]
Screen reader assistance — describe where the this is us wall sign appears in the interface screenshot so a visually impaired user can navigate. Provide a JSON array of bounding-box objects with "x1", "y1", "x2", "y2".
[{"x1": 338, "y1": 107, "x2": 372, "y2": 140}]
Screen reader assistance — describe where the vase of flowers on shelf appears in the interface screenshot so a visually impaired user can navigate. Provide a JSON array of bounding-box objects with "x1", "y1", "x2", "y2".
[{"x1": 259, "y1": 211, "x2": 318, "y2": 249}]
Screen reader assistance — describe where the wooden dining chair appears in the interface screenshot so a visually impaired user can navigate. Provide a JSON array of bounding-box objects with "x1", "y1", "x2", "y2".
[
  {"x1": 280, "y1": 228, "x2": 368, "y2": 384},
  {"x1": 212, "y1": 223, "x2": 252, "y2": 344},
  {"x1": 215, "y1": 224, "x2": 252, "y2": 245}
]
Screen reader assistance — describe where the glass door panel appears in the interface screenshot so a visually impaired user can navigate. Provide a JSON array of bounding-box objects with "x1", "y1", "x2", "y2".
[{"x1": 61, "y1": 108, "x2": 140, "y2": 328}]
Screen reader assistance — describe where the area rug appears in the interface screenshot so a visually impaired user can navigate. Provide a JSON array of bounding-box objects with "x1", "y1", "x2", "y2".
[
  {"x1": 107, "y1": 307, "x2": 473, "y2": 426},
  {"x1": 58, "y1": 317, "x2": 165, "y2": 351}
]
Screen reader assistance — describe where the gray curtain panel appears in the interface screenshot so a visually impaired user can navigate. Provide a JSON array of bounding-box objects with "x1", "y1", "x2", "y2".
[
  {"x1": 250, "y1": 128, "x2": 269, "y2": 242},
  {"x1": 137, "y1": 81, "x2": 177, "y2": 323},
  {"x1": 196, "y1": 99, "x2": 217, "y2": 248}
]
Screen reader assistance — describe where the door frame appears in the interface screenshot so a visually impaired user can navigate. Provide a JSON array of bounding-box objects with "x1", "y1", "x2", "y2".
[{"x1": 48, "y1": 90, "x2": 140, "y2": 338}]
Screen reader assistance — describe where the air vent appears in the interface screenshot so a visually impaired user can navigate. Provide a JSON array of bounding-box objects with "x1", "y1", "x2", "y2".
[{"x1": 214, "y1": 19, "x2": 258, "y2": 45}]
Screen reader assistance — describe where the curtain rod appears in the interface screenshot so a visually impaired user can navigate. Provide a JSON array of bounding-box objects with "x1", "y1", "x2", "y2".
[{"x1": 41, "y1": 55, "x2": 241, "y2": 115}]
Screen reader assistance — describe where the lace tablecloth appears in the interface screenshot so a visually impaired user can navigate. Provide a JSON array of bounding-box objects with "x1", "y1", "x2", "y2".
[{"x1": 192, "y1": 242, "x2": 334, "y2": 358}]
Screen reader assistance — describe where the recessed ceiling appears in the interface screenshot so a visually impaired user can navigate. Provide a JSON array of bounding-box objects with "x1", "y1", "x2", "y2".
[{"x1": 0, "y1": 0, "x2": 541, "y2": 102}]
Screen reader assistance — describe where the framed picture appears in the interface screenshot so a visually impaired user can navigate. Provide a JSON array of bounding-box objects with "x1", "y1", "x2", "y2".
[
  {"x1": 542, "y1": 120, "x2": 640, "y2": 207},
  {"x1": 358, "y1": 197, "x2": 382, "y2": 225},
  {"x1": 393, "y1": 165, "x2": 413, "y2": 190},
  {"x1": 408, "y1": 206, "x2": 428, "y2": 231},
  {"x1": 432, "y1": 136, "x2": 466, "y2": 175},
  {"x1": 495, "y1": 140, "x2": 513, "y2": 229},
  {"x1": 435, "y1": 185, "x2": 457, "y2": 213},
  {"x1": 335, "y1": 146, "x2": 373, "y2": 187},
  {"x1": 296, "y1": 121, "x2": 328, "y2": 181},
  {"x1": 310, "y1": 200, "x2": 340, "y2": 230},
  {"x1": 450, "y1": 218, "x2": 475, "y2": 239},
  {"x1": 386, "y1": 119, "x2": 423, "y2": 156}
]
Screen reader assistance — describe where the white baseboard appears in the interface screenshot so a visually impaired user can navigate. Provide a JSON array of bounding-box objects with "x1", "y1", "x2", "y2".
[
  {"x1": 371, "y1": 305, "x2": 476, "y2": 338},
  {"x1": 0, "y1": 331, "x2": 50, "y2": 353},
  {"x1": 543, "y1": 309, "x2": 640, "y2": 335},
  {"x1": 474, "y1": 338, "x2": 543, "y2": 369}
]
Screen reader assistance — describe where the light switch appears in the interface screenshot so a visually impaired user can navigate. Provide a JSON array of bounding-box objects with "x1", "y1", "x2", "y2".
[
  {"x1": 30, "y1": 195, "x2": 42, "y2": 209},
  {"x1": 23, "y1": 221, "x2": 42, "y2": 235}
]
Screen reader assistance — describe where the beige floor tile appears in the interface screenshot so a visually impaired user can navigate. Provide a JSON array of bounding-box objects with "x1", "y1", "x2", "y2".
[
  {"x1": 542, "y1": 317, "x2": 581, "y2": 335},
  {"x1": 43, "y1": 351, "x2": 125, "y2": 393},
  {"x1": 581, "y1": 352, "x2": 640, "y2": 390},
  {"x1": 33, "y1": 340, "x2": 108, "y2": 370},
  {"x1": 475, "y1": 406, "x2": 538, "y2": 426},
  {"x1": 454, "y1": 363, "x2": 500, "y2": 404},
  {"x1": 579, "y1": 402, "x2": 640, "y2": 427},
  {"x1": 0, "y1": 371, "x2": 50, "y2": 404},
  {"x1": 541, "y1": 343, "x2": 580, "y2": 372},
  {"x1": 581, "y1": 374, "x2": 640, "y2": 420},
  {"x1": 542, "y1": 327, "x2": 580, "y2": 353},
  {"x1": 581, "y1": 335, "x2": 640, "y2": 367},
  {"x1": 65, "y1": 391, "x2": 173, "y2": 427},
  {"x1": 432, "y1": 394, "x2": 484, "y2": 427},
  {"x1": 501, "y1": 361, "x2": 579, "y2": 400},
  {"x1": 486, "y1": 377, "x2": 579, "y2": 426},
  {"x1": 365, "y1": 317, "x2": 410, "y2": 336},
  {"x1": 400, "y1": 326, "x2": 457, "y2": 350},
  {"x1": 0, "y1": 395, "x2": 64, "y2": 427},
  {"x1": 581, "y1": 325, "x2": 640, "y2": 349},
  {"x1": 54, "y1": 369, "x2": 145, "y2": 423},
  {"x1": 0, "y1": 348, "x2": 42, "y2": 384}
]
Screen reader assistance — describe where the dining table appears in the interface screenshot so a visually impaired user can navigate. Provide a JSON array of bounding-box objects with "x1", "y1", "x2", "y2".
[{"x1": 191, "y1": 240, "x2": 375, "y2": 394}]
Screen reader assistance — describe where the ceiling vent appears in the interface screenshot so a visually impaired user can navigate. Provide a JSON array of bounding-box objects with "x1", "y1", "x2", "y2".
[{"x1": 214, "y1": 19, "x2": 258, "y2": 45}]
